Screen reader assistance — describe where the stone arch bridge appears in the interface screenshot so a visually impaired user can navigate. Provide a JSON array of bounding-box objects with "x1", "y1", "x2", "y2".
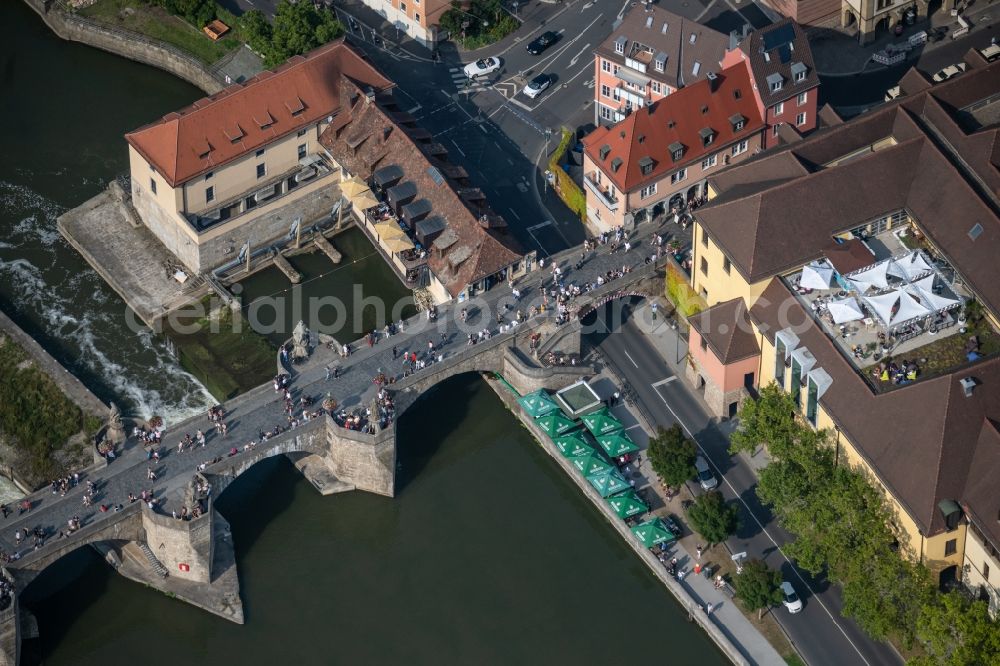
[{"x1": 0, "y1": 236, "x2": 670, "y2": 664}]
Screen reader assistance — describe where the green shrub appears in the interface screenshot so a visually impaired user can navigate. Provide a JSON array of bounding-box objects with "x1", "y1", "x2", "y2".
[
  {"x1": 0, "y1": 338, "x2": 85, "y2": 479},
  {"x1": 665, "y1": 263, "x2": 704, "y2": 317},
  {"x1": 548, "y1": 128, "x2": 587, "y2": 220}
]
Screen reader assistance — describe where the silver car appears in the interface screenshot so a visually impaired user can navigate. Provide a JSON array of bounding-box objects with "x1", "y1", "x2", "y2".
[{"x1": 695, "y1": 455, "x2": 717, "y2": 491}]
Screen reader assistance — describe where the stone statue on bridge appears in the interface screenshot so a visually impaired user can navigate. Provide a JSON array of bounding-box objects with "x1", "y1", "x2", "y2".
[
  {"x1": 369, "y1": 396, "x2": 381, "y2": 435},
  {"x1": 105, "y1": 401, "x2": 125, "y2": 446},
  {"x1": 291, "y1": 320, "x2": 312, "y2": 361}
]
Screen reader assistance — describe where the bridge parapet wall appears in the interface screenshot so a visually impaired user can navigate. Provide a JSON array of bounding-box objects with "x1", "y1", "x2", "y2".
[
  {"x1": 9, "y1": 504, "x2": 145, "y2": 589},
  {"x1": 502, "y1": 347, "x2": 592, "y2": 395}
]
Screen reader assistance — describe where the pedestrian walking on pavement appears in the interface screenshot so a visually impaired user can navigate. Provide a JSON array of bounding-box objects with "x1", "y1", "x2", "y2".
[
  {"x1": 696, "y1": 545, "x2": 703, "y2": 560},
  {"x1": 325, "y1": 365, "x2": 332, "y2": 381},
  {"x1": 392, "y1": 345, "x2": 398, "y2": 360}
]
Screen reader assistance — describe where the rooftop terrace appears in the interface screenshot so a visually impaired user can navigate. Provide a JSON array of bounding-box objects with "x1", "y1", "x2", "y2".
[{"x1": 784, "y1": 227, "x2": 997, "y2": 392}]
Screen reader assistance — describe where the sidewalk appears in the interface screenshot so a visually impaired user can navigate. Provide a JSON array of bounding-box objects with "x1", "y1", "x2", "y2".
[
  {"x1": 587, "y1": 367, "x2": 786, "y2": 665},
  {"x1": 808, "y1": 3, "x2": 998, "y2": 76}
]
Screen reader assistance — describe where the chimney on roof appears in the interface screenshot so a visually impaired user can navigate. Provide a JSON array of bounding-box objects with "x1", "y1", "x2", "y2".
[
  {"x1": 707, "y1": 71, "x2": 719, "y2": 93},
  {"x1": 742, "y1": 23, "x2": 750, "y2": 39},
  {"x1": 729, "y1": 30, "x2": 739, "y2": 50},
  {"x1": 960, "y1": 376, "x2": 977, "y2": 397},
  {"x1": 365, "y1": 88, "x2": 376, "y2": 105}
]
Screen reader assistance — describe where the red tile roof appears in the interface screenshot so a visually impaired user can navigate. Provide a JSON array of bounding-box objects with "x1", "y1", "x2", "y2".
[
  {"x1": 318, "y1": 82, "x2": 523, "y2": 298},
  {"x1": 582, "y1": 60, "x2": 763, "y2": 192},
  {"x1": 125, "y1": 41, "x2": 392, "y2": 188}
]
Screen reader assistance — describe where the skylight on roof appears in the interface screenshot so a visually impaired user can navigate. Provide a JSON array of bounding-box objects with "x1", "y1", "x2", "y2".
[
  {"x1": 692, "y1": 61, "x2": 701, "y2": 77},
  {"x1": 645, "y1": 16, "x2": 653, "y2": 28},
  {"x1": 969, "y1": 223, "x2": 984, "y2": 241},
  {"x1": 661, "y1": 22, "x2": 668, "y2": 34},
  {"x1": 689, "y1": 33, "x2": 696, "y2": 44},
  {"x1": 427, "y1": 166, "x2": 444, "y2": 185}
]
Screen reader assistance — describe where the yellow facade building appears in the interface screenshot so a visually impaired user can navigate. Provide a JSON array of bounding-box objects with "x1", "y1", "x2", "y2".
[{"x1": 679, "y1": 57, "x2": 1000, "y2": 599}]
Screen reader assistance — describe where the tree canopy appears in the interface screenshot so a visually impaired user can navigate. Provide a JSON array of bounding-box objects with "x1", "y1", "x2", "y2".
[
  {"x1": 240, "y1": 0, "x2": 343, "y2": 67},
  {"x1": 911, "y1": 592, "x2": 1000, "y2": 666},
  {"x1": 647, "y1": 424, "x2": 697, "y2": 489},
  {"x1": 686, "y1": 490, "x2": 738, "y2": 546},
  {"x1": 734, "y1": 387, "x2": 1000, "y2": 658},
  {"x1": 733, "y1": 559, "x2": 783, "y2": 619},
  {"x1": 729, "y1": 382, "x2": 799, "y2": 457}
]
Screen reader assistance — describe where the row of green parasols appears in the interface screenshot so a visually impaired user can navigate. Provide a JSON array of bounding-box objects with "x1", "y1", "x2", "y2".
[{"x1": 519, "y1": 389, "x2": 676, "y2": 548}]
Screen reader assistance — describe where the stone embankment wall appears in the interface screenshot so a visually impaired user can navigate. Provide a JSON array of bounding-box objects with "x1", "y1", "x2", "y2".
[{"x1": 21, "y1": 0, "x2": 223, "y2": 94}]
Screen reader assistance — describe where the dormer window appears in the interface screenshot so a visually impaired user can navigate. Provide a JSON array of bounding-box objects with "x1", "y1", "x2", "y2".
[
  {"x1": 254, "y1": 111, "x2": 275, "y2": 130},
  {"x1": 698, "y1": 127, "x2": 715, "y2": 147},
  {"x1": 223, "y1": 123, "x2": 244, "y2": 144},
  {"x1": 654, "y1": 51, "x2": 667, "y2": 72},
  {"x1": 599, "y1": 144, "x2": 611, "y2": 160},
  {"x1": 614, "y1": 36, "x2": 626, "y2": 54},
  {"x1": 285, "y1": 96, "x2": 306, "y2": 116},
  {"x1": 668, "y1": 141, "x2": 684, "y2": 162},
  {"x1": 790, "y1": 61, "x2": 808, "y2": 83},
  {"x1": 729, "y1": 114, "x2": 745, "y2": 132},
  {"x1": 638, "y1": 156, "x2": 654, "y2": 175},
  {"x1": 611, "y1": 157, "x2": 623, "y2": 173},
  {"x1": 766, "y1": 72, "x2": 784, "y2": 92}
]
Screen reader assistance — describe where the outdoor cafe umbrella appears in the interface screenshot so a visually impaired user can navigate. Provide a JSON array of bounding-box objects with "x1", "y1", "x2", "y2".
[
  {"x1": 596, "y1": 431, "x2": 641, "y2": 458},
  {"x1": 383, "y1": 236, "x2": 415, "y2": 253},
  {"x1": 570, "y1": 453, "x2": 614, "y2": 477},
  {"x1": 799, "y1": 261, "x2": 835, "y2": 290},
  {"x1": 587, "y1": 468, "x2": 631, "y2": 497},
  {"x1": 340, "y1": 176, "x2": 369, "y2": 198},
  {"x1": 535, "y1": 412, "x2": 578, "y2": 438},
  {"x1": 827, "y1": 297, "x2": 865, "y2": 324},
  {"x1": 630, "y1": 517, "x2": 676, "y2": 548},
  {"x1": 607, "y1": 489, "x2": 649, "y2": 519},
  {"x1": 351, "y1": 190, "x2": 380, "y2": 210},
  {"x1": 552, "y1": 432, "x2": 594, "y2": 458},
  {"x1": 373, "y1": 221, "x2": 408, "y2": 240},
  {"x1": 518, "y1": 389, "x2": 561, "y2": 418},
  {"x1": 581, "y1": 408, "x2": 624, "y2": 437}
]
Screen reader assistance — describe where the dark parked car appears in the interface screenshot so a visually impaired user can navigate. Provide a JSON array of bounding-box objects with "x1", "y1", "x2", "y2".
[{"x1": 526, "y1": 31, "x2": 559, "y2": 55}]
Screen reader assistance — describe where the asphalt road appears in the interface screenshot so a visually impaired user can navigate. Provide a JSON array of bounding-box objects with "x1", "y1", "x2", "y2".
[{"x1": 584, "y1": 301, "x2": 903, "y2": 666}]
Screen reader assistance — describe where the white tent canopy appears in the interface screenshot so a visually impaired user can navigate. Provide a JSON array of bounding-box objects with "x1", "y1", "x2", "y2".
[
  {"x1": 847, "y1": 260, "x2": 891, "y2": 293},
  {"x1": 906, "y1": 275, "x2": 961, "y2": 313},
  {"x1": 799, "y1": 261, "x2": 835, "y2": 290},
  {"x1": 864, "y1": 289, "x2": 931, "y2": 327},
  {"x1": 828, "y1": 297, "x2": 865, "y2": 324},
  {"x1": 887, "y1": 250, "x2": 933, "y2": 282}
]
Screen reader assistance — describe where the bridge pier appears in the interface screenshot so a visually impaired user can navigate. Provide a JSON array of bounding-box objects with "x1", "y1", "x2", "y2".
[{"x1": 106, "y1": 503, "x2": 245, "y2": 624}]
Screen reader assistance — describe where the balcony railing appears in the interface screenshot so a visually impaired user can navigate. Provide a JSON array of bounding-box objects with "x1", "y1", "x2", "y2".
[
  {"x1": 185, "y1": 155, "x2": 334, "y2": 232},
  {"x1": 583, "y1": 172, "x2": 620, "y2": 211}
]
